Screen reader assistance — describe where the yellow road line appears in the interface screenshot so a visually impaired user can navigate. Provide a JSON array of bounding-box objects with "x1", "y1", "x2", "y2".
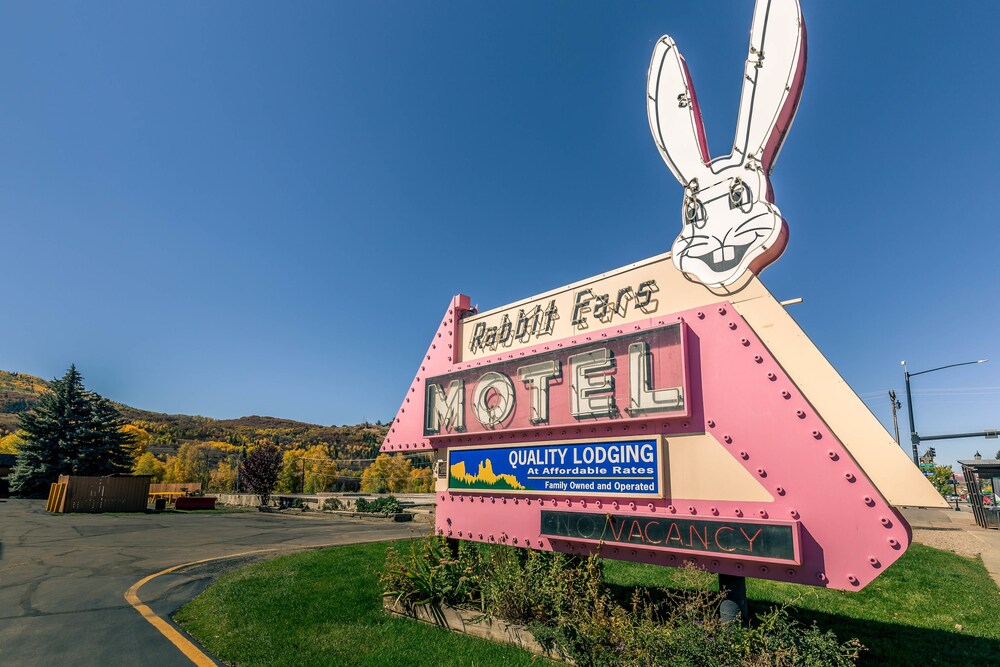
[
  {"x1": 123, "y1": 540, "x2": 394, "y2": 666},
  {"x1": 124, "y1": 548, "x2": 280, "y2": 666}
]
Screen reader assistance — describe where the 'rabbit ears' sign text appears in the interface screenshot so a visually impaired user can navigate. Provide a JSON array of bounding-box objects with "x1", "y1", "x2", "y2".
[{"x1": 382, "y1": 0, "x2": 945, "y2": 592}]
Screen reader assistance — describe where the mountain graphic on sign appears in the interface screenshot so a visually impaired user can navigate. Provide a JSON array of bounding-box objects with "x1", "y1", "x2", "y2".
[{"x1": 450, "y1": 458, "x2": 525, "y2": 491}]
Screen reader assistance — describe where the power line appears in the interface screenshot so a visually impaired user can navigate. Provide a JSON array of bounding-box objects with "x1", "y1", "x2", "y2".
[
  {"x1": 911, "y1": 389, "x2": 1000, "y2": 396},
  {"x1": 858, "y1": 390, "x2": 890, "y2": 399}
]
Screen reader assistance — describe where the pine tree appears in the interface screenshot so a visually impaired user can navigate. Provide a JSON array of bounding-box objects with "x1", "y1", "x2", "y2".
[{"x1": 10, "y1": 365, "x2": 133, "y2": 496}]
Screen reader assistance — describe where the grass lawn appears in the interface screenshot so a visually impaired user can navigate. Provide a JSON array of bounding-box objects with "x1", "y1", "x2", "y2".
[
  {"x1": 604, "y1": 543, "x2": 1000, "y2": 666},
  {"x1": 174, "y1": 541, "x2": 550, "y2": 667},
  {"x1": 176, "y1": 540, "x2": 1000, "y2": 667}
]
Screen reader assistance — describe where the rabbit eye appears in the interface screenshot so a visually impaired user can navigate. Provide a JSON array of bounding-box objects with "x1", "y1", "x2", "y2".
[
  {"x1": 728, "y1": 178, "x2": 750, "y2": 208},
  {"x1": 684, "y1": 196, "x2": 706, "y2": 227}
]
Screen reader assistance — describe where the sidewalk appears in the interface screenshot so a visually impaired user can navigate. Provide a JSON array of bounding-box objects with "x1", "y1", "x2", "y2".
[{"x1": 901, "y1": 506, "x2": 1000, "y2": 588}]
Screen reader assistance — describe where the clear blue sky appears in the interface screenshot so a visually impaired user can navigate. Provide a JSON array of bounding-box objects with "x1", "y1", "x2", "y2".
[{"x1": 1, "y1": 2, "x2": 997, "y2": 469}]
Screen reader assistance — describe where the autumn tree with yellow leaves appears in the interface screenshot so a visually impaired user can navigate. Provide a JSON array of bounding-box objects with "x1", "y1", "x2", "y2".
[
  {"x1": 361, "y1": 454, "x2": 414, "y2": 493},
  {"x1": 208, "y1": 461, "x2": 238, "y2": 493},
  {"x1": 120, "y1": 424, "x2": 151, "y2": 460},
  {"x1": 163, "y1": 443, "x2": 210, "y2": 486},
  {"x1": 0, "y1": 432, "x2": 23, "y2": 455},
  {"x1": 132, "y1": 451, "x2": 167, "y2": 482},
  {"x1": 276, "y1": 445, "x2": 339, "y2": 493}
]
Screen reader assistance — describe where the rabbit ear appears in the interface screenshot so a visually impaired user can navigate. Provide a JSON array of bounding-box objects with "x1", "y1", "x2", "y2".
[
  {"x1": 730, "y1": 0, "x2": 807, "y2": 174},
  {"x1": 647, "y1": 36, "x2": 711, "y2": 187}
]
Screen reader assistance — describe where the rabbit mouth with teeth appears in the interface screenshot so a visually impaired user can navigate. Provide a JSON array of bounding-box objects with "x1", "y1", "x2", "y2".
[
  {"x1": 687, "y1": 239, "x2": 755, "y2": 273},
  {"x1": 647, "y1": 0, "x2": 806, "y2": 289}
]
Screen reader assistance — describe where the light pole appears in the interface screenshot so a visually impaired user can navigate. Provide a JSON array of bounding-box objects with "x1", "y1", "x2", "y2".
[{"x1": 901, "y1": 359, "x2": 989, "y2": 466}]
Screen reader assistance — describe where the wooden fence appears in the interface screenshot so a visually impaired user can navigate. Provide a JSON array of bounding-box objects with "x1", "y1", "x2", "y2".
[
  {"x1": 45, "y1": 482, "x2": 68, "y2": 512},
  {"x1": 46, "y1": 475, "x2": 152, "y2": 513},
  {"x1": 148, "y1": 482, "x2": 202, "y2": 494}
]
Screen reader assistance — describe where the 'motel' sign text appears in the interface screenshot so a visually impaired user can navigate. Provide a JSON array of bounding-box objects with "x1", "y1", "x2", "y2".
[
  {"x1": 424, "y1": 324, "x2": 686, "y2": 437},
  {"x1": 381, "y1": 0, "x2": 946, "y2": 592}
]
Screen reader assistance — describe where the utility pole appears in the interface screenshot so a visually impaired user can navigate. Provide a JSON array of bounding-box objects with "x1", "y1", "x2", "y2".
[{"x1": 889, "y1": 390, "x2": 902, "y2": 446}]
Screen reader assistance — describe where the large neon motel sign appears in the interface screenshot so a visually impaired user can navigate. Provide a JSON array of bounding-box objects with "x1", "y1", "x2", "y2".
[
  {"x1": 382, "y1": 0, "x2": 946, "y2": 592},
  {"x1": 425, "y1": 323, "x2": 686, "y2": 436}
]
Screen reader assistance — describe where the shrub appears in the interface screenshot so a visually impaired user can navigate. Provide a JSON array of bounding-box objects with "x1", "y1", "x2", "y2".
[
  {"x1": 355, "y1": 496, "x2": 403, "y2": 515},
  {"x1": 381, "y1": 537, "x2": 482, "y2": 621},
  {"x1": 381, "y1": 537, "x2": 863, "y2": 666},
  {"x1": 322, "y1": 498, "x2": 345, "y2": 511}
]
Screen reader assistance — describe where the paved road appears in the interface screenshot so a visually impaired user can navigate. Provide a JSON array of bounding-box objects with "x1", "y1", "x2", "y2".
[{"x1": 0, "y1": 499, "x2": 426, "y2": 666}]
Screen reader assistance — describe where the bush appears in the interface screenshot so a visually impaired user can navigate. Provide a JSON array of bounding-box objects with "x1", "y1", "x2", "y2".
[
  {"x1": 322, "y1": 497, "x2": 345, "y2": 511},
  {"x1": 355, "y1": 496, "x2": 403, "y2": 515},
  {"x1": 381, "y1": 537, "x2": 863, "y2": 666},
  {"x1": 382, "y1": 537, "x2": 482, "y2": 619}
]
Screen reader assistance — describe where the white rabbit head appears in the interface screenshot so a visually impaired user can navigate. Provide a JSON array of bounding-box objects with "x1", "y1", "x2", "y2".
[{"x1": 648, "y1": 0, "x2": 807, "y2": 288}]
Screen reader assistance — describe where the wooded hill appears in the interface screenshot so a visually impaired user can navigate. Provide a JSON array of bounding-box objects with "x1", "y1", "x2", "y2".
[{"x1": 0, "y1": 370, "x2": 389, "y2": 463}]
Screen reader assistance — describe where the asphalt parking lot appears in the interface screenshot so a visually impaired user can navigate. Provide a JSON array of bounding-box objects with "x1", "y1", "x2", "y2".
[{"x1": 0, "y1": 499, "x2": 425, "y2": 666}]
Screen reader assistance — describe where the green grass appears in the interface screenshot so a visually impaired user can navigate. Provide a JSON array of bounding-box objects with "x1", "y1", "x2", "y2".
[
  {"x1": 603, "y1": 543, "x2": 1000, "y2": 666},
  {"x1": 174, "y1": 541, "x2": 550, "y2": 667},
  {"x1": 176, "y1": 540, "x2": 1000, "y2": 667}
]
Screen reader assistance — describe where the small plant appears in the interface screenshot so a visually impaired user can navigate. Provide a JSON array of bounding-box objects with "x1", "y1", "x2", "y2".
[
  {"x1": 381, "y1": 537, "x2": 864, "y2": 666},
  {"x1": 381, "y1": 537, "x2": 481, "y2": 621},
  {"x1": 322, "y1": 498, "x2": 344, "y2": 511},
  {"x1": 355, "y1": 496, "x2": 403, "y2": 515}
]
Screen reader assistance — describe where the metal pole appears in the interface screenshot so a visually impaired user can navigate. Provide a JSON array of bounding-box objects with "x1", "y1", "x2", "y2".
[
  {"x1": 889, "y1": 390, "x2": 901, "y2": 446},
  {"x1": 903, "y1": 367, "x2": 920, "y2": 465},
  {"x1": 719, "y1": 574, "x2": 747, "y2": 623},
  {"x1": 446, "y1": 537, "x2": 460, "y2": 558},
  {"x1": 918, "y1": 431, "x2": 1000, "y2": 441},
  {"x1": 908, "y1": 359, "x2": 988, "y2": 378}
]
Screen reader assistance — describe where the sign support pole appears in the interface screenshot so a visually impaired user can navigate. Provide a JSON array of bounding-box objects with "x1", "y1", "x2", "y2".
[
  {"x1": 446, "y1": 537, "x2": 460, "y2": 558},
  {"x1": 718, "y1": 574, "x2": 748, "y2": 623}
]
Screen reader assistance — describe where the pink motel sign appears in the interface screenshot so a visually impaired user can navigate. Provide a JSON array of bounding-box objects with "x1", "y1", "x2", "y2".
[
  {"x1": 381, "y1": 0, "x2": 945, "y2": 591},
  {"x1": 382, "y1": 258, "x2": 945, "y2": 590}
]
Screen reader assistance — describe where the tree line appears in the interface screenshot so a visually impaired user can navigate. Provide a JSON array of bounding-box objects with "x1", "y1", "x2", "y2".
[
  {"x1": 5, "y1": 366, "x2": 992, "y2": 502},
  {"x1": 2, "y1": 366, "x2": 434, "y2": 496}
]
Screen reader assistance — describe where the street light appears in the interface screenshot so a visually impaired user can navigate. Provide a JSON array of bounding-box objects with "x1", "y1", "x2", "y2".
[{"x1": 901, "y1": 358, "x2": 989, "y2": 466}]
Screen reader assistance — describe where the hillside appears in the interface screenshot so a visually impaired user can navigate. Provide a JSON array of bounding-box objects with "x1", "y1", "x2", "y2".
[
  {"x1": 0, "y1": 371, "x2": 50, "y2": 431},
  {"x1": 0, "y1": 370, "x2": 388, "y2": 462}
]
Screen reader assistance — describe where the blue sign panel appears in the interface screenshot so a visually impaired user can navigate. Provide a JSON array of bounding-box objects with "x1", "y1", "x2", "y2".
[{"x1": 447, "y1": 438, "x2": 662, "y2": 496}]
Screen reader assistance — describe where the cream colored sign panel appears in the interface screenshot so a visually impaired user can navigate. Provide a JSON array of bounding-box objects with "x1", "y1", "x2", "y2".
[{"x1": 460, "y1": 252, "x2": 766, "y2": 363}]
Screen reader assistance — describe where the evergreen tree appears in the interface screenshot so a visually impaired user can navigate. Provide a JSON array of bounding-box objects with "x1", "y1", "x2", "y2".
[{"x1": 10, "y1": 365, "x2": 132, "y2": 496}]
